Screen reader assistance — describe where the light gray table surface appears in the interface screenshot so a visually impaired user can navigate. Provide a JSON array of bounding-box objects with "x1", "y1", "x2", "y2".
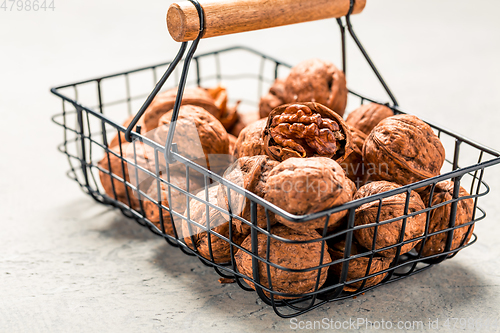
[{"x1": 1, "y1": 1, "x2": 500, "y2": 332}]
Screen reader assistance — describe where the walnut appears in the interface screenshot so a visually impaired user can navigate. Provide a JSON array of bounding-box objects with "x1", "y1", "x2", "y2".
[
  {"x1": 263, "y1": 103, "x2": 353, "y2": 163},
  {"x1": 207, "y1": 86, "x2": 241, "y2": 131},
  {"x1": 98, "y1": 144, "x2": 139, "y2": 209},
  {"x1": 98, "y1": 141, "x2": 157, "y2": 209},
  {"x1": 235, "y1": 225, "x2": 332, "y2": 299},
  {"x1": 228, "y1": 134, "x2": 238, "y2": 156},
  {"x1": 220, "y1": 104, "x2": 240, "y2": 132},
  {"x1": 346, "y1": 103, "x2": 394, "y2": 135},
  {"x1": 328, "y1": 239, "x2": 393, "y2": 292},
  {"x1": 143, "y1": 173, "x2": 203, "y2": 236},
  {"x1": 233, "y1": 118, "x2": 267, "y2": 158},
  {"x1": 142, "y1": 87, "x2": 222, "y2": 132},
  {"x1": 340, "y1": 127, "x2": 367, "y2": 188},
  {"x1": 259, "y1": 79, "x2": 286, "y2": 118},
  {"x1": 264, "y1": 157, "x2": 356, "y2": 233},
  {"x1": 416, "y1": 181, "x2": 474, "y2": 257},
  {"x1": 230, "y1": 111, "x2": 260, "y2": 137},
  {"x1": 217, "y1": 156, "x2": 279, "y2": 235},
  {"x1": 363, "y1": 115, "x2": 446, "y2": 186},
  {"x1": 183, "y1": 186, "x2": 247, "y2": 263},
  {"x1": 154, "y1": 105, "x2": 230, "y2": 175},
  {"x1": 354, "y1": 181, "x2": 426, "y2": 257},
  {"x1": 283, "y1": 59, "x2": 347, "y2": 117}
]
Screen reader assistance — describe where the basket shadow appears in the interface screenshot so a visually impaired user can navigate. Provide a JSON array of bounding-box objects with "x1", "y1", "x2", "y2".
[
  {"x1": 151, "y1": 241, "x2": 239, "y2": 290},
  {"x1": 150, "y1": 241, "x2": 490, "y2": 326},
  {"x1": 294, "y1": 260, "x2": 490, "y2": 324},
  {"x1": 80, "y1": 204, "x2": 160, "y2": 242},
  {"x1": 150, "y1": 242, "x2": 281, "y2": 321},
  {"x1": 98, "y1": 214, "x2": 160, "y2": 241}
]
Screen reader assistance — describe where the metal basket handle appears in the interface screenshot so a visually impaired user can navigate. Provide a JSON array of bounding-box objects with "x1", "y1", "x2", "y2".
[{"x1": 167, "y1": 0, "x2": 367, "y2": 42}]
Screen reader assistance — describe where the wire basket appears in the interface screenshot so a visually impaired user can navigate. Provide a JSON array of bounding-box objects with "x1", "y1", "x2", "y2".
[{"x1": 51, "y1": 0, "x2": 500, "y2": 318}]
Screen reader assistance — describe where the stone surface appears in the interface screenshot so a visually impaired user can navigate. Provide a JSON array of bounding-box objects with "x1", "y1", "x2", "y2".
[{"x1": 1, "y1": 0, "x2": 500, "y2": 332}]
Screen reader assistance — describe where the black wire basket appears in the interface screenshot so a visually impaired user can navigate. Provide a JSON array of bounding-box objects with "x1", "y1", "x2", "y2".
[{"x1": 51, "y1": 0, "x2": 500, "y2": 318}]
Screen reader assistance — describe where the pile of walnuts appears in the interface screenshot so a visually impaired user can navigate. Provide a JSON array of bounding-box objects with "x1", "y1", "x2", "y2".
[{"x1": 98, "y1": 59, "x2": 475, "y2": 299}]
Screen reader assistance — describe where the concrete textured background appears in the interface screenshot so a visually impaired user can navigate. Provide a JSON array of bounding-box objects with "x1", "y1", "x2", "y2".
[{"x1": 1, "y1": 0, "x2": 500, "y2": 332}]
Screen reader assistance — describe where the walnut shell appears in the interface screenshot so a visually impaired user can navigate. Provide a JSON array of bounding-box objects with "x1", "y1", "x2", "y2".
[
  {"x1": 142, "y1": 87, "x2": 222, "y2": 132},
  {"x1": 230, "y1": 111, "x2": 260, "y2": 137},
  {"x1": 328, "y1": 239, "x2": 393, "y2": 292},
  {"x1": 283, "y1": 59, "x2": 347, "y2": 117},
  {"x1": 220, "y1": 105, "x2": 240, "y2": 133},
  {"x1": 340, "y1": 127, "x2": 367, "y2": 188},
  {"x1": 228, "y1": 134, "x2": 238, "y2": 156},
  {"x1": 183, "y1": 186, "x2": 247, "y2": 263},
  {"x1": 263, "y1": 103, "x2": 353, "y2": 163},
  {"x1": 235, "y1": 225, "x2": 332, "y2": 299},
  {"x1": 143, "y1": 174, "x2": 203, "y2": 236},
  {"x1": 217, "y1": 156, "x2": 279, "y2": 235},
  {"x1": 98, "y1": 142, "x2": 156, "y2": 209},
  {"x1": 346, "y1": 103, "x2": 394, "y2": 135},
  {"x1": 154, "y1": 105, "x2": 230, "y2": 175},
  {"x1": 363, "y1": 115, "x2": 446, "y2": 186},
  {"x1": 259, "y1": 79, "x2": 286, "y2": 118},
  {"x1": 264, "y1": 157, "x2": 356, "y2": 233},
  {"x1": 416, "y1": 181, "x2": 474, "y2": 257},
  {"x1": 354, "y1": 181, "x2": 426, "y2": 257},
  {"x1": 233, "y1": 118, "x2": 267, "y2": 158},
  {"x1": 207, "y1": 86, "x2": 241, "y2": 131},
  {"x1": 98, "y1": 144, "x2": 139, "y2": 209}
]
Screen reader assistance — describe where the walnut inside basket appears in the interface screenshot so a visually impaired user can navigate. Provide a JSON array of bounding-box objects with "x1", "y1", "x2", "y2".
[
  {"x1": 183, "y1": 186, "x2": 247, "y2": 263},
  {"x1": 263, "y1": 103, "x2": 353, "y2": 163},
  {"x1": 217, "y1": 155, "x2": 279, "y2": 235},
  {"x1": 235, "y1": 225, "x2": 332, "y2": 299},
  {"x1": 264, "y1": 157, "x2": 356, "y2": 233},
  {"x1": 363, "y1": 114, "x2": 445, "y2": 186},
  {"x1": 328, "y1": 239, "x2": 393, "y2": 292},
  {"x1": 416, "y1": 180, "x2": 475, "y2": 257},
  {"x1": 353, "y1": 181, "x2": 427, "y2": 257}
]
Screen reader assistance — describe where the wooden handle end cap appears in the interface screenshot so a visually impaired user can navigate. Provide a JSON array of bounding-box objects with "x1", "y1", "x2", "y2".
[{"x1": 167, "y1": 4, "x2": 190, "y2": 43}]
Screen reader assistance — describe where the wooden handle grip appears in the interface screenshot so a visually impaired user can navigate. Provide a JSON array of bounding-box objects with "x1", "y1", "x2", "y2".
[{"x1": 167, "y1": 0, "x2": 366, "y2": 42}]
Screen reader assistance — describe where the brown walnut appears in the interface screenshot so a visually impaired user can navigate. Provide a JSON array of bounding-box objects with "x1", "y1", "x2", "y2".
[
  {"x1": 264, "y1": 157, "x2": 356, "y2": 233},
  {"x1": 363, "y1": 115, "x2": 446, "y2": 186},
  {"x1": 183, "y1": 186, "x2": 247, "y2": 263},
  {"x1": 263, "y1": 103, "x2": 352, "y2": 163},
  {"x1": 143, "y1": 173, "x2": 203, "y2": 236},
  {"x1": 228, "y1": 134, "x2": 238, "y2": 156},
  {"x1": 98, "y1": 141, "x2": 157, "y2": 209},
  {"x1": 233, "y1": 118, "x2": 267, "y2": 158},
  {"x1": 154, "y1": 105, "x2": 230, "y2": 175},
  {"x1": 284, "y1": 59, "x2": 348, "y2": 117},
  {"x1": 328, "y1": 239, "x2": 393, "y2": 292},
  {"x1": 230, "y1": 110, "x2": 260, "y2": 137},
  {"x1": 217, "y1": 156, "x2": 279, "y2": 235},
  {"x1": 346, "y1": 103, "x2": 394, "y2": 135},
  {"x1": 207, "y1": 86, "x2": 241, "y2": 131},
  {"x1": 340, "y1": 127, "x2": 367, "y2": 188},
  {"x1": 142, "y1": 87, "x2": 222, "y2": 132},
  {"x1": 98, "y1": 144, "x2": 139, "y2": 209},
  {"x1": 235, "y1": 225, "x2": 332, "y2": 299},
  {"x1": 259, "y1": 79, "x2": 287, "y2": 119},
  {"x1": 354, "y1": 181, "x2": 426, "y2": 257},
  {"x1": 416, "y1": 181, "x2": 474, "y2": 257}
]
